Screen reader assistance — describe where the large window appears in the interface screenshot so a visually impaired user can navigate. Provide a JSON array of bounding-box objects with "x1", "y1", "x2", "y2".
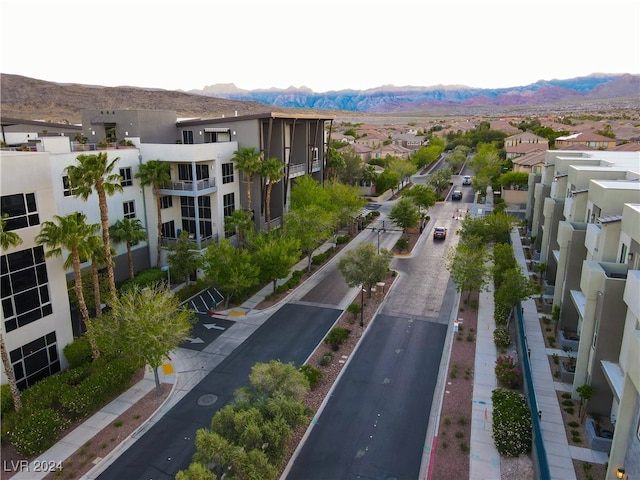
[
  {"x1": 180, "y1": 197, "x2": 212, "y2": 238},
  {"x1": 223, "y1": 193, "x2": 235, "y2": 218},
  {"x1": 62, "y1": 176, "x2": 76, "y2": 197},
  {"x1": 177, "y1": 163, "x2": 209, "y2": 182},
  {"x1": 182, "y1": 130, "x2": 194, "y2": 145},
  {"x1": 1, "y1": 246, "x2": 52, "y2": 333},
  {"x1": 10, "y1": 331, "x2": 60, "y2": 390},
  {"x1": 160, "y1": 196, "x2": 173, "y2": 209},
  {"x1": 161, "y1": 220, "x2": 176, "y2": 239},
  {"x1": 120, "y1": 167, "x2": 133, "y2": 187},
  {"x1": 1, "y1": 193, "x2": 39, "y2": 231},
  {"x1": 123, "y1": 200, "x2": 136, "y2": 219},
  {"x1": 222, "y1": 163, "x2": 234, "y2": 184}
]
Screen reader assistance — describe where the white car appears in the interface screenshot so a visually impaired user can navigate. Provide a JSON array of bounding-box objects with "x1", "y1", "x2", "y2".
[{"x1": 462, "y1": 175, "x2": 472, "y2": 185}]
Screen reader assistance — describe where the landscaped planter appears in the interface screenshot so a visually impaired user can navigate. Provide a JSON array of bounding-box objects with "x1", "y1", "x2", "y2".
[
  {"x1": 585, "y1": 417, "x2": 613, "y2": 453},
  {"x1": 559, "y1": 331, "x2": 580, "y2": 352},
  {"x1": 560, "y1": 361, "x2": 575, "y2": 384}
]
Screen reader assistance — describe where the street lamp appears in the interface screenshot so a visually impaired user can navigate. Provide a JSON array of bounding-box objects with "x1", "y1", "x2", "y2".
[
  {"x1": 360, "y1": 286, "x2": 365, "y2": 327},
  {"x1": 372, "y1": 227, "x2": 385, "y2": 254},
  {"x1": 161, "y1": 265, "x2": 171, "y2": 291}
]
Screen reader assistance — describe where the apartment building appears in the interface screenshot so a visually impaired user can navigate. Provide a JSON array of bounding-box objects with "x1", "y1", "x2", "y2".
[
  {"x1": 525, "y1": 149, "x2": 640, "y2": 479},
  {"x1": 1, "y1": 109, "x2": 333, "y2": 389}
]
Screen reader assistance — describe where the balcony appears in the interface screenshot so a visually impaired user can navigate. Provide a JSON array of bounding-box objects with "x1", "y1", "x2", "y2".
[
  {"x1": 160, "y1": 234, "x2": 218, "y2": 250},
  {"x1": 158, "y1": 178, "x2": 217, "y2": 196}
]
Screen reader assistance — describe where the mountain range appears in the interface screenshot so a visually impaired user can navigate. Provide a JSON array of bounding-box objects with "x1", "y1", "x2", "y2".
[
  {"x1": 1, "y1": 73, "x2": 638, "y2": 124},
  {"x1": 192, "y1": 74, "x2": 640, "y2": 112}
]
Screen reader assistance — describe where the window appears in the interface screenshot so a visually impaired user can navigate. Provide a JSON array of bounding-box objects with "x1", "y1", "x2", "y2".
[
  {"x1": 1, "y1": 193, "x2": 40, "y2": 230},
  {"x1": 177, "y1": 163, "x2": 209, "y2": 181},
  {"x1": 62, "y1": 176, "x2": 76, "y2": 197},
  {"x1": 620, "y1": 244, "x2": 628, "y2": 264},
  {"x1": 1, "y1": 246, "x2": 52, "y2": 333},
  {"x1": 120, "y1": 167, "x2": 133, "y2": 187},
  {"x1": 160, "y1": 196, "x2": 173, "y2": 209},
  {"x1": 123, "y1": 200, "x2": 136, "y2": 219},
  {"x1": 222, "y1": 163, "x2": 234, "y2": 184},
  {"x1": 10, "y1": 331, "x2": 60, "y2": 390},
  {"x1": 182, "y1": 130, "x2": 194, "y2": 145},
  {"x1": 180, "y1": 197, "x2": 212, "y2": 239},
  {"x1": 161, "y1": 220, "x2": 175, "y2": 239},
  {"x1": 223, "y1": 193, "x2": 235, "y2": 218}
]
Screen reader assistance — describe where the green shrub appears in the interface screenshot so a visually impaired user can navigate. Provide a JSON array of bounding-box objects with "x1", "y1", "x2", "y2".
[
  {"x1": 319, "y1": 352, "x2": 333, "y2": 367},
  {"x1": 299, "y1": 365, "x2": 323, "y2": 389},
  {"x1": 324, "y1": 327, "x2": 349, "y2": 350},
  {"x1": 495, "y1": 356, "x2": 521, "y2": 389},
  {"x1": 60, "y1": 358, "x2": 138, "y2": 419},
  {"x1": 493, "y1": 327, "x2": 511, "y2": 349},
  {"x1": 494, "y1": 303, "x2": 511, "y2": 325},
  {"x1": 395, "y1": 238, "x2": 409, "y2": 252},
  {"x1": 312, "y1": 252, "x2": 327, "y2": 265},
  {"x1": 491, "y1": 388, "x2": 532, "y2": 457},
  {"x1": 63, "y1": 336, "x2": 93, "y2": 368},
  {"x1": 174, "y1": 279, "x2": 209, "y2": 302},
  {"x1": 119, "y1": 267, "x2": 166, "y2": 292},
  {"x1": 347, "y1": 303, "x2": 362, "y2": 319},
  {"x1": 5, "y1": 408, "x2": 70, "y2": 456},
  {"x1": 568, "y1": 421, "x2": 579, "y2": 428},
  {"x1": 336, "y1": 235, "x2": 350, "y2": 245},
  {"x1": 0, "y1": 384, "x2": 14, "y2": 417}
]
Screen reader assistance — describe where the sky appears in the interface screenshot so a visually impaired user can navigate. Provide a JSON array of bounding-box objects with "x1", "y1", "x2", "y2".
[{"x1": 2, "y1": 0, "x2": 639, "y2": 93}]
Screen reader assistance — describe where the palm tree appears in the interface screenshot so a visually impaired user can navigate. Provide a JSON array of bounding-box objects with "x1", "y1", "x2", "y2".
[
  {"x1": 135, "y1": 160, "x2": 171, "y2": 267},
  {"x1": 0, "y1": 214, "x2": 23, "y2": 410},
  {"x1": 231, "y1": 147, "x2": 262, "y2": 212},
  {"x1": 84, "y1": 235, "x2": 116, "y2": 319},
  {"x1": 110, "y1": 218, "x2": 148, "y2": 279},
  {"x1": 260, "y1": 157, "x2": 284, "y2": 229},
  {"x1": 36, "y1": 213, "x2": 101, "y2": 359},
  {"x1": 224, "y1": 209, "x2": 254, "y2": 251},
  {"x1": 66, "y1": 152, "x2": 123, "y2": 305}
]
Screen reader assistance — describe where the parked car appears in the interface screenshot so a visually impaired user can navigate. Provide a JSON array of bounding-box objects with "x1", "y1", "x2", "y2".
[
  {"x1": 433, "y1": 226, "x2": 447, "y2": 240},
  {"x1": 452, "y1": 190, "x2": 463, "y2": 200},
  {"x1": 463, "y1": 175, "x2": 472, "y2": 185}
]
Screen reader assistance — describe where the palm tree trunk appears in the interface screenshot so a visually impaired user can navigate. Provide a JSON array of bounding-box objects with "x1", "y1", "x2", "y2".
[
  {"x1": 92, "y1": 263, "x2": 102, "y2": 319},
  {"x1": 153, "y1": 185, "x2": 162, "y2": 267},
  {"x1": 266, "y1": 184, "x2": 273, "y2": 229},
  {"x1": 127, "y1": 243, "x2": 134, "y2": 279},
  {"x1": 73, "y1": 252, "x2": 100, "y2": 359},
  {"x1": 246, "y1": 174, "x2": 252, "y2": 211},
  {"x1": 0, "y1": 333, "x2": 22, "y2": 411},
  {"x1": 97, "y1": 184, "x2": 117, "y2": 304}
]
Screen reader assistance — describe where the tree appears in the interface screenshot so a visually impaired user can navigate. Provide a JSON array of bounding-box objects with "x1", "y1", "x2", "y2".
[
  {"x1": 0, "y1": 213, "x2": 22, "y2": 250},
  {"x1": 403, "y1": 184, "x2": 437, "y2": 216},
  {"x1": 576, "y1": 384, "x2": 594, "y2": 423},
  {"x1": 224, "y1": 208, "x2": 254, "y2": 251},
  {"x1": 251, "y1": 232, "x2": 301, "y2": 293},
  {"x1": 497, "y1": 171, "x2": 529, "y2": 190},
  {"x1": 290, "y1": 174, "x2": 330, "y2": 210},
  {"x1": 201, "y1": 238, "x2": 260, "y2": 308},
  {"x1": 495, "y1": 267, "x2": 541, "y2": 311},
  {"x1": 232, "y1": 147, "x2": 262, "y2": 212},
  {"x1": 93, "y1": 283, "x2": 195, "y2": 394},
  {"x1": 338, "y1": 151, "x2": 366, "y2": 185},
  {"x1": 0, "y1": 215, "x2": 23, "y2": 410},
  {"x1": 285, "y1": 205, "x2": 335, "y2": 272},
  {"x1": 167, "y1": 231, "x2": 199, "y2": 285},
  {"x1": 325, "y1": 144, "x2": 345, "y2": 182},
  {"x1": 36, "y1": 213, "x2": 101, "y2": 358},
  {"x1": 337, "y1": 243, "x2": 393, "y2": 298},
  {"x1": 236, "y1": 360, "x2": 310, "y2": 404},
  {"x1": 260, "y1": 157, "x2": 284, "y2": 229},
  {"x1": 427, "y1": 167, "x2": 453, "y2": 193},
  {"x1": 324, "y1": 181, "x2": 366, "y2": 229},
  {"x1": 375, "y1": 169, "x2": 400, "y2": 195},
  {"x1": 388, "y1": 197, "x2": 420, "y2": 231},
  {"x1": 177, "y1": 429, "x2": 276, "y2": 480},
  {"x1": 389, "y1": 158, "x2": 417, "y2": 188},
  {"x1": 135, "y1": 159, "x2": 171, "y2": 267},
  {"x1": 84, "y1": 235, "x2": 116, "y2": 319},
  {"x1": 445, "y1": 240, "x2": 490, "y2": 301},
  {"x1": 110, "y1": 218, "x2": 147, "y2": 279},
  {"x1": 66, "y1": 152, "x2": 123, "y2": 304}
]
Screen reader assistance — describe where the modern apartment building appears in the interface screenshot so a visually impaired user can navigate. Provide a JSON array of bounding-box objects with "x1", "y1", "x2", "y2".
[
  {"x1": 1, "y1": 109, "x2": 333, "y2": 390},
  {"x1": 526, "y1": 149, "x2": 640, "y2": 479}
]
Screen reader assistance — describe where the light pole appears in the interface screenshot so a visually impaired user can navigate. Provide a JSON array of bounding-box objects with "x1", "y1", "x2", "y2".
[
  {"x1": 360, "y1": 286, "x2": 365, "y2": 327},
  {"x1": 161, "y1": 265, "x2": 171, "y2": 292}
]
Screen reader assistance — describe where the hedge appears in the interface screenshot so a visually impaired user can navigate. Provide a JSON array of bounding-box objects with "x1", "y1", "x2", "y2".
[{"x1": 491, "y1": 388, "x2": 532, "y2": 457}]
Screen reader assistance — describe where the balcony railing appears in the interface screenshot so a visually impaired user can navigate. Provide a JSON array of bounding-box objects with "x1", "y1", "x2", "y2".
[
  {"x1": 159, "y1": 178, "x2": 217, "y2": 192},
  {"x1": 160, "y1": 234, "x2": 218, "y2": 249}
]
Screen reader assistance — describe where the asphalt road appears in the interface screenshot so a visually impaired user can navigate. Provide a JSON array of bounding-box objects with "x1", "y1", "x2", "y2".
[
  {"x1": 96, "y1": 303, "x2": 341, "y2": 480},
  {"x1": 284, "y1": 313, "x2": 447, "y2": 480}
]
